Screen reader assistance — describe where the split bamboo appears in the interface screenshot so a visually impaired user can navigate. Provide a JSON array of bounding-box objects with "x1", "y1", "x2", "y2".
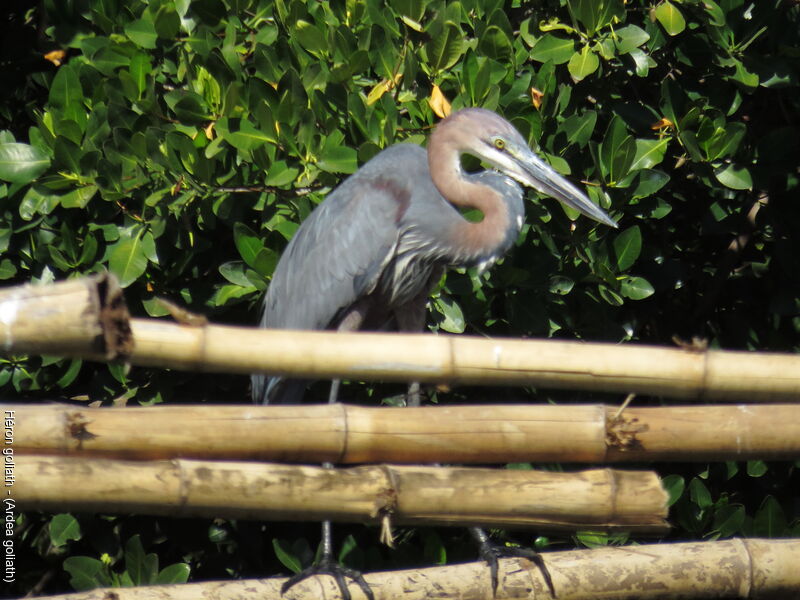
[
  {"x1": 9, "y1": 402, "x2": 800, "y2": 464},
  {"x1": 30, "y1": 538, "x2": 800, "y2": 600},
  {"x1": 14, "y1": 455, "x2": 668, "y2": 532},
  {"x1": 0, "y1": 273, "x2": 131, "y2": 359}
]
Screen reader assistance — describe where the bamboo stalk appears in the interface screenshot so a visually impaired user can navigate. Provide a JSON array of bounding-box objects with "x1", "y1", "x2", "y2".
[
  {"x1": 0, "y1": 273, "x2": 131, "y2": 359},
  {"x1": 31, "y1": 538, "x2": 800, "y2": 600},
  {"x1": 14, "y1": 455, "x2": 667, "y2": 532},
  {"x1": 127, "y1": 319, "x2": 800, "y2": 400},
  {"x1": 4, "y1": 276, "x2": 800, "y2": 399},
  {"x1": 9, "y1": 403, "x2": 800, "y2": 464}
]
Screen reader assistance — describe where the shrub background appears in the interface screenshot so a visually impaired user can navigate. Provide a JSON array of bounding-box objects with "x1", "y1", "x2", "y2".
[{"x1": 0, "y1": 0, "x2": 798, "y2": 594}]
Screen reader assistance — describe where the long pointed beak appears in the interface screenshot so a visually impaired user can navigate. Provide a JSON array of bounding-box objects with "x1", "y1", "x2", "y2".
[{"x1": 516, "y1": 150, "x2": 618, "y2": 228}]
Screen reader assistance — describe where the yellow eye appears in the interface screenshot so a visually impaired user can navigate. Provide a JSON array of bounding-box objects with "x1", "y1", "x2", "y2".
[{"x1": 493, "y1": 138, "x2": 506, "y2": 150}]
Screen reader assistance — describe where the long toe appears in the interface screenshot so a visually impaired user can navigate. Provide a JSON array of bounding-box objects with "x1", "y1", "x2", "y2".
[{"x1": 280, "y1": 556, "x2": 375, "y2": 600}]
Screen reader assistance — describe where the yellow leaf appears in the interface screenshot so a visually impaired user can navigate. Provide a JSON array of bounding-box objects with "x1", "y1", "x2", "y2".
[
  {"x1": 43, "y1": 49, "x2": 66, "y2": 67},
  {"x1": 530, "y1": 87, "x2": 544, "y2": 110},
  {"x1": 429, "y1": 84, "x2": 451, "y2": 118},
  {"x1": 366, "y1": 74, "x2": 402, "y2": 106},
  {"x1": 204, "y1": 122, "x2": 215, "y2": 140},
  {"x1": 650, "y1": 117, "x2": 674, "y2": 130}
]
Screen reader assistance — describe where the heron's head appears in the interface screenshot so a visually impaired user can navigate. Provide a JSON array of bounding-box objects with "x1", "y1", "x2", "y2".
[{"x1": 439, "y1": 108, "x2": 617, "y2": 228}]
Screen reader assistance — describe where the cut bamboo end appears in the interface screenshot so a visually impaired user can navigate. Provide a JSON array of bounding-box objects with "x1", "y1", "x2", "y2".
[
  {"x1": 9, "y1": 403, "x2": 800, "y2": 464},
  {"x1": 0, "y1": 273, "x2": 131, "y2": 360},
  {"x1": 29, "y1": 538, "x2": 800, "y2": 600},
  {"x1": 14, "y1": 455, "x2": 668, "y2": 532}
]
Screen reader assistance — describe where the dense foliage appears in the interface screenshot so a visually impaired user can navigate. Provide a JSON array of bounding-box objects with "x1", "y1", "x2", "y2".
[{"x1": 1, "y1": 0, "x2": 798, "y2": 594}]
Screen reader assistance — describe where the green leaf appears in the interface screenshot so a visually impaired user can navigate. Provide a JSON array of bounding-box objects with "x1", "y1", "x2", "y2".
[
  {"x1": 599, "y1": 116, "x2": 636, "y2": 184},
  {"x1": 478, "y1": 25, "x2": 512, "y2": 62},
  {"x1": 713, "y1": 163, "x2": 753, "y2": 190},
  {"x1": 558, "y1": 110, "x2": 597, "y2": 147},
  {"x1": 629, "y1": 138, "x2": 668, "y2": 172},
  {"x1": 234, "y1": 223, "x2": 277, "y2": 277},
  {"x1": 427, "y1": 22, "x2": 465, "y2": 72},
  {"x1": 746, "y1": 460, "x2": 768, "y2": 477},
  {"x1": 712, "y1": 504, "x2": 745, "y2": 537},
  {"x1": 125, "y1": 535, "x2": 159, "y2": 586},
  {"x1": 272, "y1": 539, "x2": 303, "y2": 573},
  {"x1": 549, "y1": 275, "x2": 574, "y2": 295},
  {"x1": 688, "y1": 477, "x2": 712, "y2": 509},
  {"x1": 661, "y1": 474, "x2": 685, "y2": 507},
  {"x1": 614, "y1": 25, "x2": 650, "y2": 55},
  {"x1": 155, "y1": 563, "x2": 190, "y2": 585},
  {"x1": 0, "y1": 258, "x2": 17, "y2": 280},
  {"x1": 0, "y1": 143, "x2": 51, "y2": 184},
  {"x1": 572, "y1": 0, "x2": 625, "y2": 35},
  {"x1": 294, "y1": 20, "x2": 328, "y2": 56},
  {"x1": 50, "y1": 514, "x2": 82, "y2": 547},
  {"x1": 568, "y1": 46, "x2": 599, "y2": 82},
  {"x1": 318, "y1": 146, "x2": 358, "y2": 174},
  {"x1": 619, "y1": 276, "x2": 654, "y2": 300},
  {"x1": 613, "y1": 225, "x2": 642, "y2": 271},
  {"x1": 125, "y1": 17, "x2": 158, "y2": 49},
  {"x1": 108, "y1": 229, "x2": 149, "y2": 288},
  {"x1": 530, "y1": 34, "x2": 575, "y2": 65},
  {"x1": 753, "y1": 496, "x2": 788, "y2": 537},
  {"x1": 434, "y1": 294, "x2": 466, "y2": 333},
  {"x1": 220, "y1": 118, "x2": 275, "y2": 151},
  {"x1": 654, "y1": 1, "x2": 686, "y2": 36},
  {"x1": 631, "y1": 169, "x2": 670, "y2": 200},
  {"x1": 63, "y1": 556, "x2": 111, "y2": 591}
]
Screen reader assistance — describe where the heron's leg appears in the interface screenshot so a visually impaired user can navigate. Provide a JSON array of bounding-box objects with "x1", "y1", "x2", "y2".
[
  {"x1": 281, "y1": 311, "x2": 375, "y2": 600},
  {"x1": 396, "y1": 284, "x2": 435, "y2": 407},
  {"x1": 469, "y1": 527, "x2": 556, "y2": 598}
]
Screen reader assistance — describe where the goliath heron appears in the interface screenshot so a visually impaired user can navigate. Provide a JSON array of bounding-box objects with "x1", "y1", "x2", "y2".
[{"x1": 252, "y1": 107, "x2": 617, "y2": 598}]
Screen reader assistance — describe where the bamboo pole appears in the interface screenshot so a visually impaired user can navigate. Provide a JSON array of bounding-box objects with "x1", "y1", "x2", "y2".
[
  {"x1": 127, "y1": 319, "x2": 800, "y2": 400},
  {"x1": 13, "y1": 455, "x2": 667, "y2": 532},
  {"x1": 31, "y1": 538, "x2": 800, "y2": 600},
  {"x1": 9, "y1": 403, "x2": 800, "y2": 464},
  {"x1": 4, "y1": 276, "x2": 800, "y2": 399},
  {"x1": 0, "y1": 273, "x2": 132, "y2": 359}
]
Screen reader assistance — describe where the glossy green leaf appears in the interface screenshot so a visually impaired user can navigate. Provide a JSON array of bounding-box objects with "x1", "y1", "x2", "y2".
[
  {"x1": 654, "y1": 1, "x2": 686, "y2": 36},
  {"x1": 108, "y1": 230, "x2": 148, "y2": 287},
  {"x1": 125, "y1": 17, "x2": 158, "y2": 49},
  {"x1": 620, "y1": 276, "x2": 654, "y2": 300},
  {"x1": 662, "y1": 474, "x2": 685, "y2": 507},
  {"x1": 615, "y1": 25, "x2": 650, "y2": 54},
  {"x1": 478, "y1": 25, "x2": 512, "y2": 62},
  {"x1": 63, "y1": 556, "x2": 111, "y2": 591},
  {"x1": 568, "y1": 46, "x2": 599, "y2": 82},
  {"x1": 434, "y1": 294, "x2": 466, "y2": 333},
  {"x1": 272, "y1": 539, "x2": 303, "y2": 573},
  {"x1": 572, "y1": 0, "x2": 625, "y2": 35},
  {"x1": 318, "y1": 146, "x2": 358, "y2": 174},
  {"x1": 630, "y1": 138, "x2": 669, "y2": 171},
  {"x1": 530, "y1": 34, "x2": 575, "y2": 65},
  {"x1": 0, "y1": 143, "x2": 50, "y2": 184},
  {"x1": 753, "y1": 496, "x2": 788, "y2": 537},
  {"x1": 712, "y1": 504, "x2": 745, "y2": 537},
  {"x1": 688, "y1": 477, "x2": 712, "y2": 509},
  {"x1": 155, "y1": 563, "x2": 191, "y2": 585},
  {"x1": 294, "y1": 20, "x2": 327, "y2": 56},
  {"x1": 427, "y1": 22, "x2": 465, "y2": 72},
  {"x1": 613, "y1": 225, "x2": 642, "y2": 271},
  {"x1": 713, "y1": 162, "x2": 753, "y2": 190},
  {"x1": 50, "y1": 514, "x2": 82, "y2": 547},
  {"x1": 559, "y1": 110, "x2": 597, "y2": 147}
]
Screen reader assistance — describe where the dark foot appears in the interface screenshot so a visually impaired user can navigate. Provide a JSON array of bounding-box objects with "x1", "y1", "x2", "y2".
[
  {"x1": 280, "y1": 554, "x2": 375, "y2": 600},
  {"x1": 471, "y1": 528, "x2": 555, "y2": 597}
]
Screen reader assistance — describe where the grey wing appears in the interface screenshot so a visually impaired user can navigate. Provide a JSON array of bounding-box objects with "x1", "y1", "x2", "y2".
[{"x1": 251, "y1": 174, "x2": 406, "y2": 404}]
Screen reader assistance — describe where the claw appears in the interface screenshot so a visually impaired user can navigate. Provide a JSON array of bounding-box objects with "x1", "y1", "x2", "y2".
[
  {"x1": 471, "y1": 528, "x2": 556, "y2": 598},
  {"x1": 281, "y1": 554, "x2": 375, "y2": 600}
]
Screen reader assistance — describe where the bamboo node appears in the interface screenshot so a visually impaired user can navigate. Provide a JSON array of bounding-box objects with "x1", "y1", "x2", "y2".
[
  {"x1": 65, "y1": 411, "x2": 98, "y2": 449},
  {"x1": 96, "y1": 272, "x2": 134, "y2": 360},
  {"x1": 372, "y1": 466, "x2": 400, "y2": 548},
  {"x1": 606, "y1": 414, "x2": 648, "y2": 452}
]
